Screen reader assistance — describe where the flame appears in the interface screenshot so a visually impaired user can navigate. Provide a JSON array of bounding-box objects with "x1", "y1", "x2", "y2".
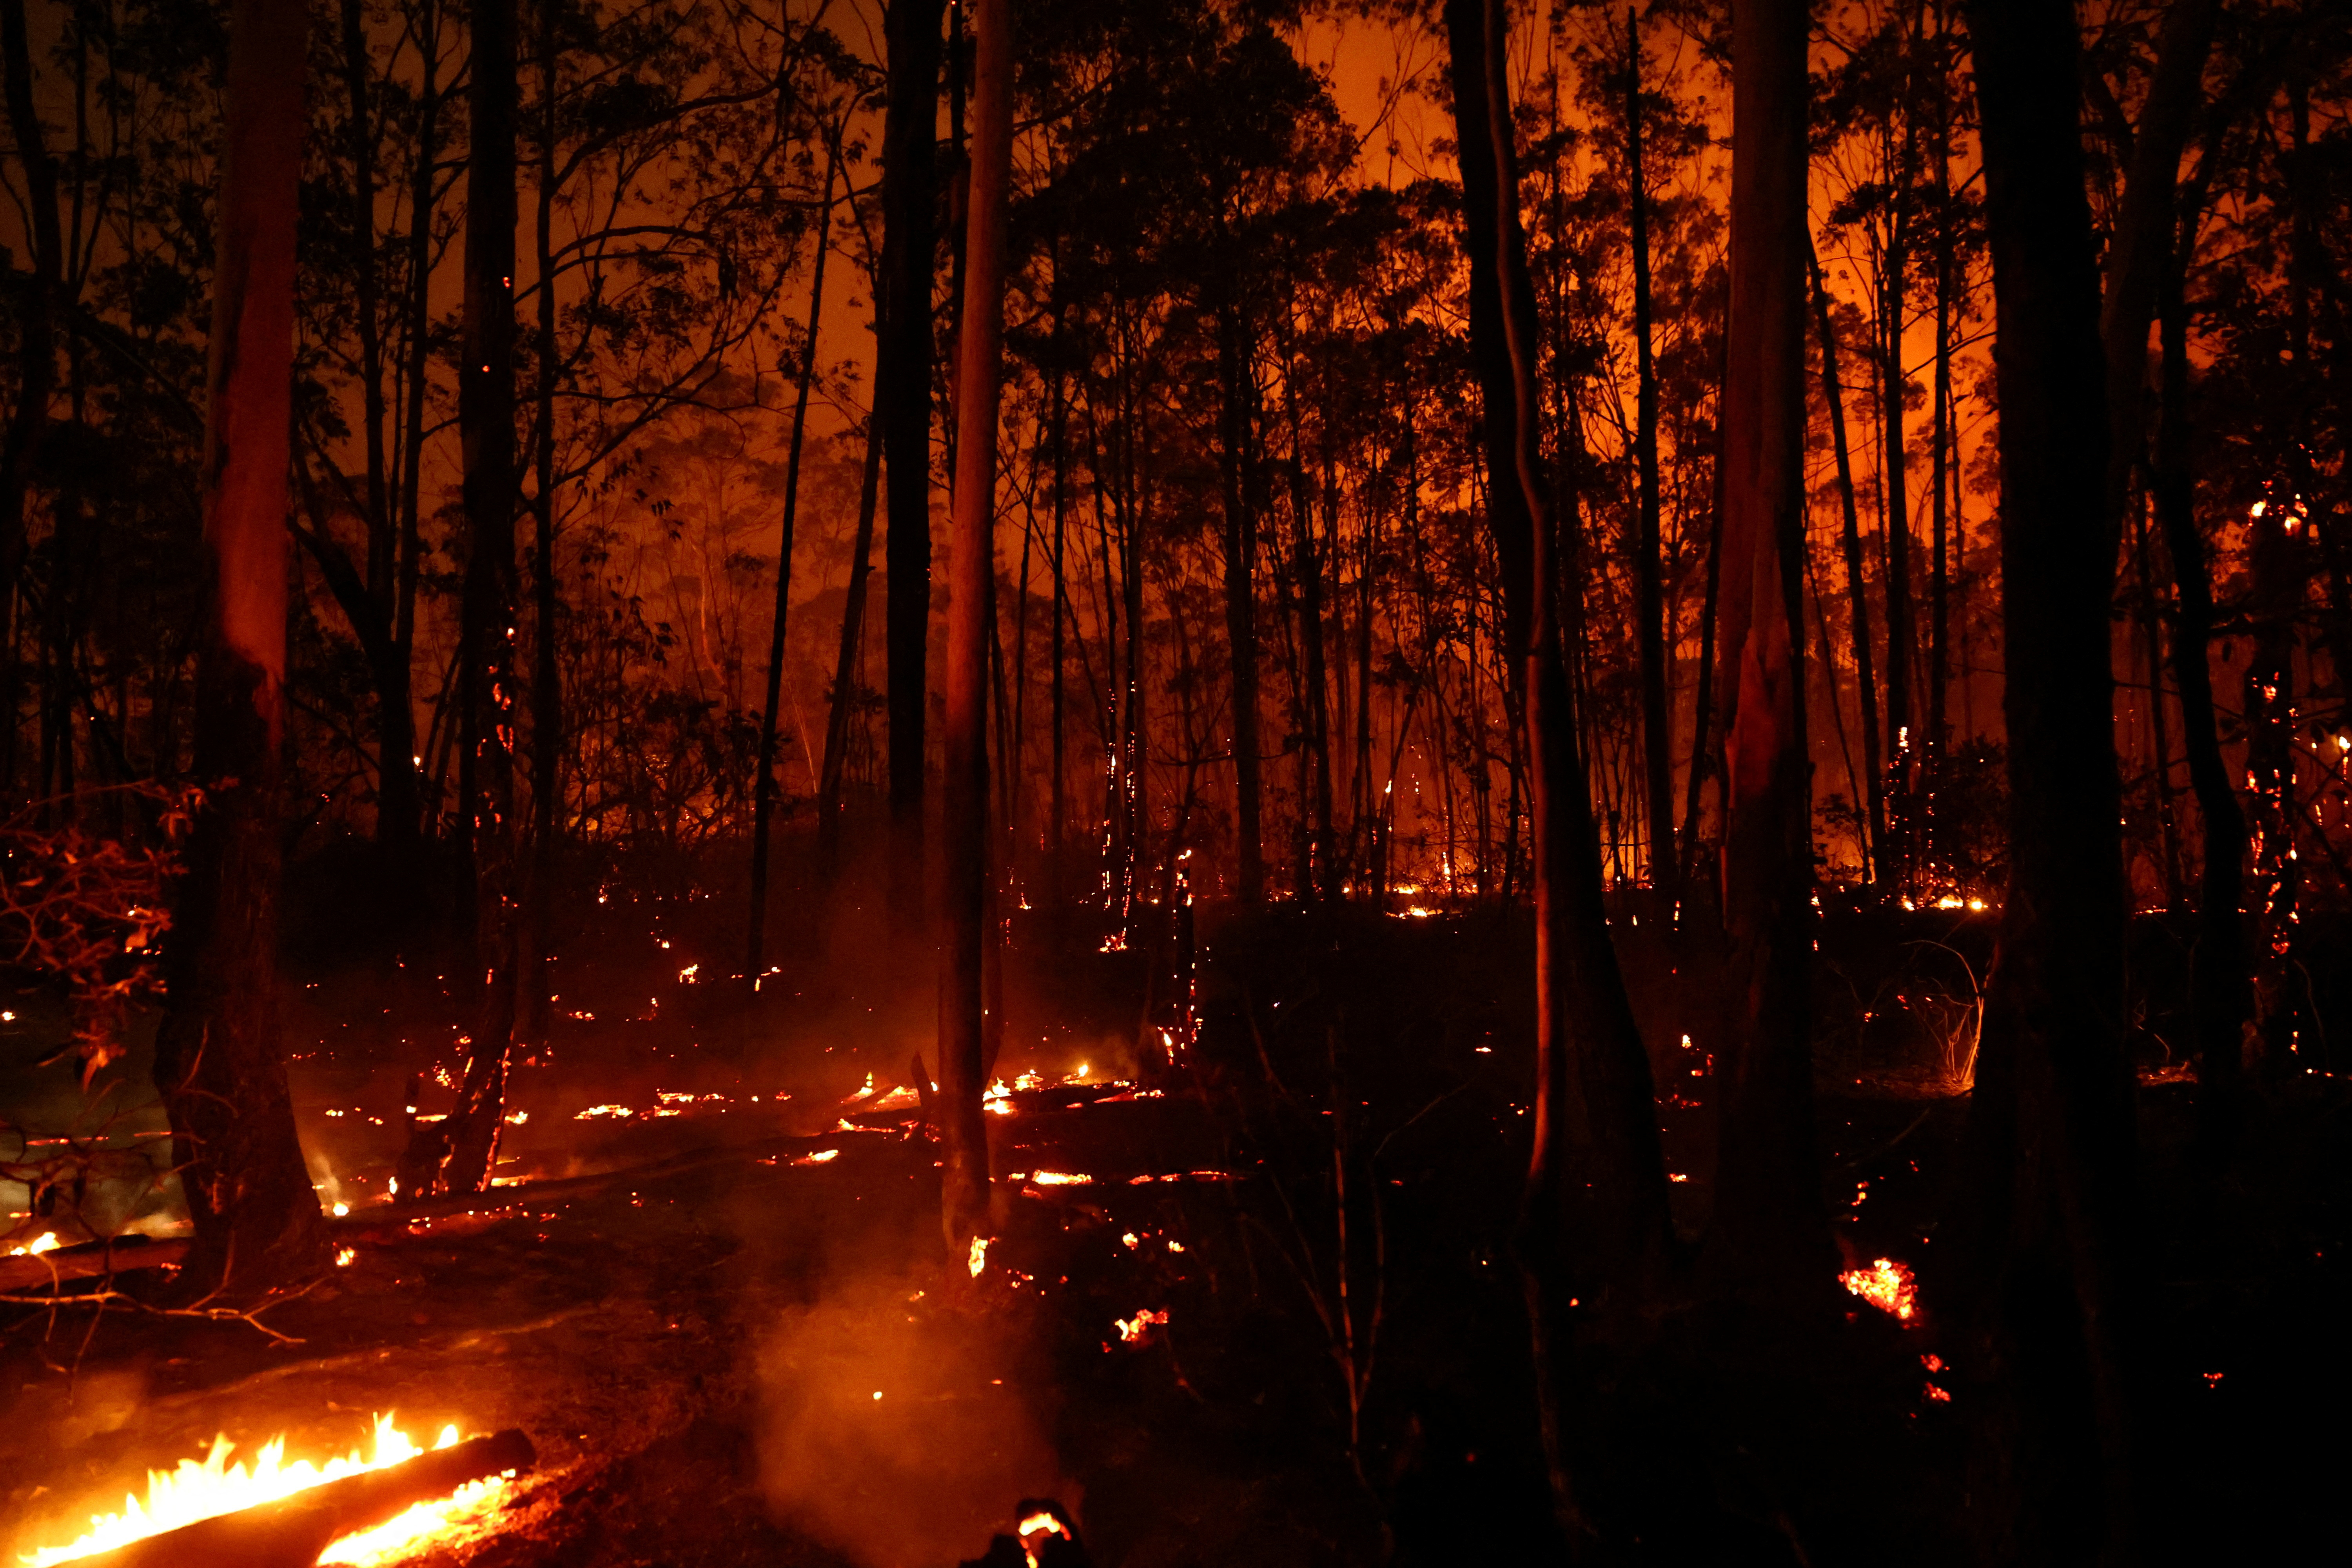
[
  {"x1": 24, "y1": 1416, "x2": 465, "y2": 1566},
  {"x1": 793, "y1": 1149, "x2": 840, "y2": 1166},
  {"x1": 1114, "y1": 1308, "x2": 1169, "y2": 1344},
  {"x1": 315, "y1": 1473, "x2": 514, "y2": 1565},
  {"x1": 1027, "y1": 1171, "x2": 1091, "y2": 1186},
  {"x1": 1839, "y1": 1257, "x2": 1919, "y2": 1322},
  {"x1": 969, "y1": 1236, "x2": 990, "y2": 1277},
  {"x1": 7, "y1": 1231, "x2": 60, "y2": 1256}
]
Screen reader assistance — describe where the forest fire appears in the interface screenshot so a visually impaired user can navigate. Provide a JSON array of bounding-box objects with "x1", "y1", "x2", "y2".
[
  {"x1": 2, "y1": 0, "x2": 2346, "y2": 1559},
  {"x1": 20, "y1": 1416, "x2": 532, "y2": 1568}
]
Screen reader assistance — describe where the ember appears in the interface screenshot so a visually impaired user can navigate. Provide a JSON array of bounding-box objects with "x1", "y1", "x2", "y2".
[{"x1": 1840, "y1": 1258, "x2": 1920, "y2": 1322}]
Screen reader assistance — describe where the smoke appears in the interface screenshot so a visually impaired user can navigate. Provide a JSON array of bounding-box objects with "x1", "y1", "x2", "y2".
[{"x1": 755, "y1": 1269, "x2": 1075, "y2": 1568}]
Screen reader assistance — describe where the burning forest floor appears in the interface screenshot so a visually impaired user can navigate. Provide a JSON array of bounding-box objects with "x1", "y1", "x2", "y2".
[{"x1": 4, "y1": 887, "x2": 2352, "y2": 1565}]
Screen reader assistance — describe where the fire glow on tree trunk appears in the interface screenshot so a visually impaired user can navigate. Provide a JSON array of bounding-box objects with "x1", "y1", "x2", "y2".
[
  {"x1": 938, "y1": 0, "x2": 1014, "y2": 1246},
  {"x1": 151, "y1": 0, "x2": 323, "y2": 1291}
]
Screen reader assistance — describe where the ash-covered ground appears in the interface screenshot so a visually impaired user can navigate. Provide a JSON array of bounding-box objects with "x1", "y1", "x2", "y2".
[{"x1": 3, "y1": 880, "x2": 2349, "y2": 1566}]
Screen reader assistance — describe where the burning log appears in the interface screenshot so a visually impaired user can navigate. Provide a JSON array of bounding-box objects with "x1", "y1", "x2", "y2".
[{"x1": 58, "y1": 1428, "x2": 534, "y2": 1568}]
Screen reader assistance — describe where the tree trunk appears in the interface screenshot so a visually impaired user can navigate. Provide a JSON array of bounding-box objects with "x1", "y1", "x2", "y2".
[
  {"x1": 0, "y1": 0, "x2": 60, "y2": 799},
  {"x1": 818, "y1": 407, "x2": 884, "y2": 878},
  {"x1": 2098, "y1": 0, "x2": 2221, "y2": 554},
  {"x1": 1624, "y1": 5, "x2": 1674, "y2": 893},
  {"x1": 881, "y1": 0, "x2": 945, "y2": 933},
  {"x1": 392, "y1": 0, "x2": 440, "y2": 848},
  {"x1": 1446, "y1": 0, "x2": 1673, "y2": 1539},
  {"x1": 1879, "y1": 131, "x2": 1916, "y2": 889},
  {"x1": 748, "y1": 136, "x2": 838, "y2": 979},
  {"x1": 428, "y1": 0, "x2": 521, "y2": 1198},
  {"x1": 151, "y1": 0, "x2": 323, "y2": 1294},
  {"x1": 2152, "y1": 221, "x2": 2248, "y2": 1145},
  {"x1": 1217, "y1": 304, "x2": 1263, "y2": 903},
  {"x1": 938, "y1": 0, "x2": 1012, "y2": 1246},
  {"x1": 1705, "y1": 0, "x2": 1825, "y2": 1293},
  {"x1": 523, "y1": 0, "x2": 561, "y2": 1048},
  {"x1": 1961, "y1": 1, "x2": 2145, "y2": 1556},
  {"x1": 1810, "y1": 243, "x2": 1884, "y2": 881}
]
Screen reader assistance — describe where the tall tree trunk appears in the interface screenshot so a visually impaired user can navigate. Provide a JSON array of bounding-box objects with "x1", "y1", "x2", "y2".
[
  {"x1": 1928, "y1": 64, "x2": 1954, "y2": 853},
  {"x1": 1705, "y1": 0, "x2": 1824, "y2": 1292},
  {"x1": 1879, "y1": 128, "x2": 1916, "y2": 889},
  {"x1": 1047, "y1": 285, "x2": 1069, "y2": 905},
  {"x1": 748, "y1": 137, "x2": 839, "y2": 979},
  {"x1": 2152, "y1": 220, "x2": 2248, "y2": 1145},
  {"x1": 1624, "y1": 4, "x2": 1673, "y2": 892},
  {"x1": 1680, "y1": 433, "x2": 1724, "y2": 887},
  {"x1": 818, "y1": 407, "x2": 885, "y2": 878},
  {"x1": 881, "y1": 0, "x2": 944, "y2": 933},
  {"x1": 151, "y1": 0, "x2": 322, "y2": 1293},
  {"x1": 523, "y1": 0, "x2": 561, "y2": 1048},
  {"x1": 938, "y1": 0, "x2": 1011, "y2": 1246},
  {"x1": 2133, "y1": 494, "x2": 2183, "y2": 907},
  {"x1": 433, "y1": 0, "x2": 521, "y2": 1197},
  {"x1": 1962, "y1": 1, "x2": 2144, "y2": 1556},
  {"x1": 392, "y1": 0, "x2": 440, "y2": 847},
  {"x1": 1811, "y1": 243, "x2": 1884, "y2": 881},
  {"x1": 338, "y1": 0, "x2": 420, "y2": 853},
  {"x1": 1217, "y1": 303, "x2": 1263, "y2": 903},
  {"x1": 0, "y1": 0, "x2": 60, "y2": 799},
  {"x1": 1447, "y1": 0, "x2": 1673, "y2": 1539},
  {"x1": 2098, "y1": 0, "x2": 2221, "y2": 551}
]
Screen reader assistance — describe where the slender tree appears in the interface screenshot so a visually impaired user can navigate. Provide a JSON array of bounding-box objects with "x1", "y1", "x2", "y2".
[
  {"x1": 1624, "y1": 4, "x2": 1673, "y2": 891},
  {"x1": 881, "y1": 0, "x2": 946, "y2": 931},
  {"x1": 436, "y1": 0, "x2": 522, "y2": 1196},
  {"x1": 1962, "y1": 0, "x2": 2145, "y2": 1555},
  {"x1": 938, "y1": 0, "x2": 1013, "y2": 1245},
  {"x1": 1810, "y1": 243, "x2": 1884, "y2": 879},
  {"x1": 748, "y1": 132, "x2": 840, "y2": 978},
  {"x1": 0, "y1": 0, "x2": 60, "y2": 798},
  {"x1": 151, "y1": 0, "x2": 323, "y2": 1292},
  {"x1": 1706, "y1": 0, "x2": 1825, "y2": 1291}
]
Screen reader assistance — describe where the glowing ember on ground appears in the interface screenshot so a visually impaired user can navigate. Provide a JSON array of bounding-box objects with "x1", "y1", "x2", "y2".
[
  {"x1": 23, "y1": 1416, "x2": 463, "y2": 1566},
  {"x1": 1028, "y1": 1171, "x2": 1091, "y2": 1186},
  {"x1": 794, "y1": 1149, "x2": 840, "y2": 1165},
  {"x1": 575, "y1": 1103, "x2": 631, "y2": 1120},
  {"x1": 315, "y1": 1472, "x2": 515, "y2": 1565},
  {"x1": 1840, "y1": 1257, "x2": 1920, "y2": 1322},
  {"x1": 1114, "y1": 1308, "x2": 1169, "y2": 1344},
  {"x1": 336, "y1": 1247, "x2": 358, "y2": 1267}
]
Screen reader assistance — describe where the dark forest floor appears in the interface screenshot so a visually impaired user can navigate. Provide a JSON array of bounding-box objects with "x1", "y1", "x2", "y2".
[{"x1": 3, "y1": 881, "x2": 2350, "y2": 1566}]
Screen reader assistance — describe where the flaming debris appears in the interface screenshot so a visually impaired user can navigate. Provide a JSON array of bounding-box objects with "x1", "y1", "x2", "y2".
[
  {"x1": 314, "y1": 1473, "x2": 515, "y2": 1565},
  {"x1": 1114, "y1": 1308, "x2": 1169, "y2": 1345},
  {"x1": 23, "y1": 1416, "x2": 464, "y2": 1566},
  {"x1": 1840, "y1": 1257, "x2": 1920, "y2": 1322}
]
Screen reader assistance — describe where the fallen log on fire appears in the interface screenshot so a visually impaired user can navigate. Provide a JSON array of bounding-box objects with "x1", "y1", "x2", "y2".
[
  {"x1": 0, "y1": 1237, "x2": 190, "y2": 1294},
  {"x1": 69, "y1": 1428, "x2": 536, "y2": 1568}
]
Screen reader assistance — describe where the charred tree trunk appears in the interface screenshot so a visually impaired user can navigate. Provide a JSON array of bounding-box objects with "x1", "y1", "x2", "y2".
[
  {"x1": 432, "y1": 0, "x2": 521, "y2": 1197},
  {"x1": 881, "y1": 0, "x2": 945, "y2": 934},
  {"x1": 1810, "y1": 243, "x2": 1884, "y2": 881},
  {"x1": 0, "y1": 0, "x2": 60, "y2": 799},
  {"x1": 1217, "y1": 303, "x2": 1263, "y2": 904},
  {"x1": 1624, "y1": 5, "x2": 1673, "y2": 893},
  {"x1": 2152, "y1": 220, "x2": 2248, "y2": 1145},
  {"x1": 522, "y1": 0, "x2": 561, "y2": 1048},
  {"x1": 1047, "y1": 283, "x2": 1069, "y2": 905},
  {"x1": 1447, "y1": 0, "x2": 1673, "y2": 1539},
  {"x1": 938, "y1": 0, "x2": 1012, "y2": 1245},
  {"x1": 749, "y1": 136, "x2": 838, "y2": 979},
  {"x1": 2098, "y1": 0, "x2": 2221, "y2": 548},
  {"x1": 1880, "y1": 139, "x2": 1917, "y2": 889},
  {"x1": 1962, "y1": 0, "x2": 2145, "y2": 1556},
  {"x1": 1705, "y1": 0, "x2": 1825, "y2": 1292},
  {"x1": 394, "y1": 0, "x2": 440, "y2": 844},
  {"x1": 151, "y1": 0, "x2": 323, "y2": 1293},
  {"x1": 338, "y1": 0, "x2": 420, "y2": 854},
  {"x1": 818, "y1": 407, "x2": 884, "y2": 878}
]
